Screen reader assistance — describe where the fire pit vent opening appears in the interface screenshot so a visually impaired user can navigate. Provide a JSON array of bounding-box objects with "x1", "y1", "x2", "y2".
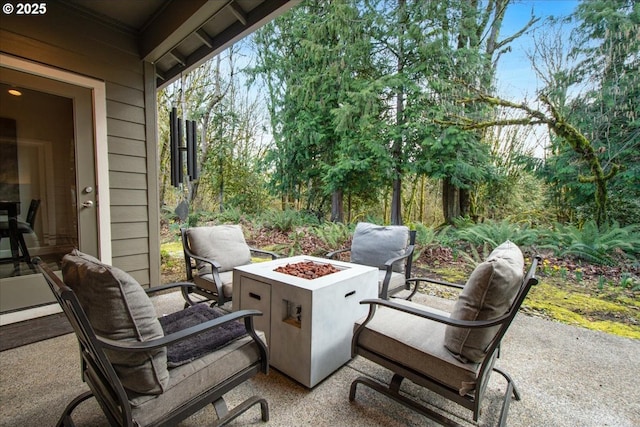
[{"x1": 274, "y1": 260, "x2": 341, "y2": 280}]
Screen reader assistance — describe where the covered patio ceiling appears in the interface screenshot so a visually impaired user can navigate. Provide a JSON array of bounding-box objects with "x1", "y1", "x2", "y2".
[{"x1": 62, "y1": 0, "x2": 299, "y2": 89}]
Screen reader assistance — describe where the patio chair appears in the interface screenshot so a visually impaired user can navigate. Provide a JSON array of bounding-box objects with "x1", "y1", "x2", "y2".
[
  {"x1": 0, "y1": 198, "x2": 40, "y2": 269},
  {"x1": 181, "y1": 225, "x2": 279, "y2": 306},
  {"x1": 34, "y1": 250, "x2": 269, "y2": 427},
  {"x1": 326, "y1": 222, "x2": 416, "y2": 299},
  {"x1": 349, "y1": 241, "x2": 540, "y2": 426}
]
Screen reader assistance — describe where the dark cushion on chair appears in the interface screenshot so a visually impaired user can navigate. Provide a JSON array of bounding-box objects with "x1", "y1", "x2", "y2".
[
  {"x1": 351, "y1": 222, "x2": 409, "y2": 273},
  {"x1": 444, "y1": 241, "x2": 524, "y2": 363},
  {"x1": 62, "y1": 250, "x2": 169, "y2": 395},
  {"x1": 186, "y1": 225, "x2": 251, "y2": 273},
  {"x1": 159, "y1": 304, "x2": 247, "y2": 367}
]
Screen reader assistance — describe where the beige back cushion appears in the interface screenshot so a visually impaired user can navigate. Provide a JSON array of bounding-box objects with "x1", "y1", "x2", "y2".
[
  {"x1": 444, "y1": 241, "x2": 524, "y2": 363},
  {"x1": 62, "y1": 250, "x2": 169, "y2": 395},
  {"x1": 186, "y1": 225, "x2": 252, "y2": 273},
  {"x1": 351, "y1": 222, "x2": 409, "y2": 273}
]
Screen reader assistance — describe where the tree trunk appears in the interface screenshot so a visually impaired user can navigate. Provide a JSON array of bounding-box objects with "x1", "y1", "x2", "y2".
[
  {"x1": 391, "y1": 0, "x2": 406, "y2": 226},
  {"x1": 331, "y1": 189, "x2": 344, "y2": 223},
  {"x1": 391, "y1": 178, "x2": 402, "y2": 225},
  {"x1": 442, "y1": 178, "x2": 461, "y2": 223},
  {"x1": 218, "y1": 154, "x2": 224, "y2": 212},
  {"x1": 460, "y1": 188, "x2": 470, "y2": 218}
]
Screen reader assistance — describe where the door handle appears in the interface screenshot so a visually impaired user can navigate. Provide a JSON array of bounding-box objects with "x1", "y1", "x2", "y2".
[{"x1": 82, "y1": 200, "x2": 94, "y2": 208}]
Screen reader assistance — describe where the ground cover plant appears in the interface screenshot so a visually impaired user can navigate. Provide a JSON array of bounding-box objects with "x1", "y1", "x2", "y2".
[{"x1": 160, "y1": 216, "x2": 639, "y2": 340}]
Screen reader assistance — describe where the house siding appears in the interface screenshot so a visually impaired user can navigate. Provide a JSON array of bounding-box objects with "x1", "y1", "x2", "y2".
[{"x1": 0, "y1": 2, "x2": 161, "y2": 286}]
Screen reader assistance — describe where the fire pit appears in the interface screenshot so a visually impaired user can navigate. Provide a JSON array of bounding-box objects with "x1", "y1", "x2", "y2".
[
  {"x1": 232, "y1": 255, "x2": 378, "y2": 387},
  {"x1": 274, "y1": 261, "x2": 340, "y2": 279}
]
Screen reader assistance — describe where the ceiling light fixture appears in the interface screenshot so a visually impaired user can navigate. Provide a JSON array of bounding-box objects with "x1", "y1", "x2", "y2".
[{"x1": 8, "y1": 88, "x2": 22, "y2": 96}]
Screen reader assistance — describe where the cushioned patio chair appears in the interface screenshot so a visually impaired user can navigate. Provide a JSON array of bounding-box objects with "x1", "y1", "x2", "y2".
[
  {"x1": 326, "y1": 222, "x2": 416, "y2": 299},
  {"x1": 349, "y1": 241, "x2": 540, "y2": 426},
  {"x1": 0, "y1": 198, "x2": 40, "y2": 269},
  {"x1": 181, "y1": 225, "x2": 279, "y2": 306},
  {"x1": 35, "y1": 250, "x2": 269, "y2": 427}
]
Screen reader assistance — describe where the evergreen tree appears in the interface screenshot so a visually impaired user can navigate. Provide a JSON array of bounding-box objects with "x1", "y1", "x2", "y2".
[
  {"x1": 252, "y1": 0, "x2": 384, "y2": 221},
  {"x1": 539, "y1": 0, "x2": 638, "y2": 225}
]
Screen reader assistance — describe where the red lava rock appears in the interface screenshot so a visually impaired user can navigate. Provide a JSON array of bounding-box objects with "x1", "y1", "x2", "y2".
[{"x1": 274, "y1": 261, "x2": 340, "y2": 279}]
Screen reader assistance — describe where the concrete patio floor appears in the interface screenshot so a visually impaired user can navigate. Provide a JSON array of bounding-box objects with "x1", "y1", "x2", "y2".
[{"x1": 1, "y1": 292, "x2": 638, "y2": 426}]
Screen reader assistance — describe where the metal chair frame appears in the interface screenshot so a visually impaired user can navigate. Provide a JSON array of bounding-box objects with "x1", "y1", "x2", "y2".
[
  {"x1": 181, "y1": 227, "x2": 279, "y2": 306},
  {"x1": 35, "y1": 258, "x2": 269, "y2": 427},
  {"x1": 350, "y1": 256, "x2": 541, "y2": 427},
  {"x1": 327, "y1": 229, "x2": 417, "y2": 299}
]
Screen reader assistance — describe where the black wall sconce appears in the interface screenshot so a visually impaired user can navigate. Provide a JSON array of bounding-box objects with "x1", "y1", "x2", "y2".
[{"x1": 170, "y1": 107, "x2": 199, "y2": 187}]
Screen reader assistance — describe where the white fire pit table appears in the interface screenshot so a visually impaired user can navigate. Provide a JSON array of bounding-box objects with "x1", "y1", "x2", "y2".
[{"x1": 232, "y1": 255, "x2": 378, "y2": 387}]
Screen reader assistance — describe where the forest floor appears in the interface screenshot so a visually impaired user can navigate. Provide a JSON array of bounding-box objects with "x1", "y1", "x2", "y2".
[{"x1": 160, "y1": 222, "x2": 640, "y2": 339}]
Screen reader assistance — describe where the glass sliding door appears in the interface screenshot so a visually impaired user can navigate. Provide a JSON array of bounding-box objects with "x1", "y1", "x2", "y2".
[{"x1": 0, "y1": 66, "x2": 98, "y2": 314}]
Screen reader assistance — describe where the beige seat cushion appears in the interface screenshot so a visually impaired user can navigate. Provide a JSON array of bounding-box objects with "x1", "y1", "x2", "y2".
[
  {"x1": 351, "y1": 222, "x2": 409, "y2": 273},
  {"x1": 129, "y1": 331, "x2": 266, "y2": 426},
  {"x1": 444, "y1": 241, "x2": 524, "y2": 363},
  {"x1": 186, "y1": 225, "x2": 251, "y2": 273},
  {"x1": 62, "y1": 250, "x2": 169, "y2": 395},
  {"x1": 355, "y1": 299, "x2": 480, "y2": 396}
]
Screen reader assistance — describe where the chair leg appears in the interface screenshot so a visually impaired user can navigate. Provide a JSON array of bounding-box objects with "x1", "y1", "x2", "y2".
[
  {"x1": 493, "y1": 367, "x2": 520, "y2": 427},
  {"x1": 180, "y1": 286, "x2": 199, "y2": 307},
  {"x1": 493, "y1": 367, "x2": 521, "y2": 400},
  {"x1": 213, "y1": 395, "x2": 269, "y2": 427},
  {"x1": 56, "y1": 390, "x2": 94, "y2": 427},
  {"x1": 350, "y1": 376, "x2": 462, "y2": 427}
]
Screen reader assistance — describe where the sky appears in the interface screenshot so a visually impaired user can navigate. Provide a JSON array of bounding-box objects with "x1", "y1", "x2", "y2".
[
  {"x1": 493, "y1": 0, "x2": 580, "y2": 156},
  {"x1": 496, "y1": 0, "x2": 579, "y2": 100}
]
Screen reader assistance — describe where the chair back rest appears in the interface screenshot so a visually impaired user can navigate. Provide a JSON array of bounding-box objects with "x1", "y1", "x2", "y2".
[
  {"x1": 351, "y1": 222, "x2": 412, "y2": 273},
  {"x1": 25, "y1": 199, "x2": 40, "y2": 228},
  {"x1": 476, "y1": 255, "x2": 540, "y2": 377},
  {"x1": 181, "y1": 227, "x2": 196, "y2": 280},
  {"x1": 490, "y1": 255, "x2": 540, "y2": 346},
  {"x1": 34, "y1": 258, "x2": 133, "y2": 424},
  {"x1": 183, "y1": 225, "x2": 252, "y2": 273},
  {"x1": 405, "y1": 230, "x2": 417, "y2": 278}
]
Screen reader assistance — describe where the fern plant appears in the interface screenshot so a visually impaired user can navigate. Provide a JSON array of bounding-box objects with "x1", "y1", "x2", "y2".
[
  {"x1": 541, "y1": 220, "x2": 640, "y2": 266},
  {"x1": 453, "y1": 219, "x2": 539, "y2": 249},
  {"x1": 259, "y1": 209, "x2": 307, "y2": 232},
  {"x1": 406, "y1": 222, "x2": 437, "y2": 247},
  {"x1": 310, "y1": 222, "x2": 352, "y2": 251}
]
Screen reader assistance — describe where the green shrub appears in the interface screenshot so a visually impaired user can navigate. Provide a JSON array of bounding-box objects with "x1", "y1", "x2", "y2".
[
  {"x1": 407, "y1": 222, "x2": 438, "y2": 247},
  {"x1": 453, "y1": 219, "x2": 539, "y2": 249},
  {"x1": 540, "y1": 220, "x2": 640, "y2": 265},
  {"x1": 310, "y1": 222, "x2": 353, "y2": 250},
  {"x1": 434, "y1": 224, "x2": 458, "y2": 248},
  {"x1": 259, "y1": 209, "x2": 318, "y2": 232},
  {"x1": 212, "y1": 206, "x2": 245, "y2": 224}
]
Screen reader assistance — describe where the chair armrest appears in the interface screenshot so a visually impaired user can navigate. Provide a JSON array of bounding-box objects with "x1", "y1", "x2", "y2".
[
  {"x1": 250, "y1": 247, "x2": 280, "y2": 260},
  {"x1": 146, "y1": 282, "x2": 203, "y2": 307},
  {"x1": 406, "y1": 277, "x2": 465, "y2": 290},
  {"x1": 184, "y1": 252, "x2": 223, "y2": 272},
  {"x1": 358, "y1": 298, "x2": 510, "y2": 329},
  {"x1": 182, "y1": 240, "x2": 222, "y2": 273},
  {"x1": 326, "y1": 248, "x2": 350, "y2": 259},
  {"x1": 96, "y1": 309, "x2": 265, "y2": 351},
  {"x1": 401, "y1": 276, "x2": 465, "y2": 301},
  {"x1": 145, "y1": 282, "x2": 195, "y2": 296},
  {"x1": 383, "y1": 246, "x2": 414, "y2": 269},
  {"x1": 379, "y1": 246, "x2": 415, "y2": 299}
]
